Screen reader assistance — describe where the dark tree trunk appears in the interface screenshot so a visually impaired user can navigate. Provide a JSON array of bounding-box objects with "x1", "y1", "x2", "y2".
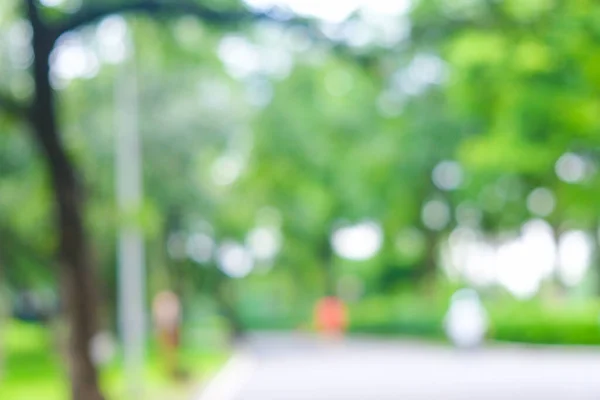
[
  {"x1": 421, "y1": 230, "x2": 439, "y2": 296},
  {"x1": 51, "y1": 163, "x2": 103, "y2": 400},
  {"x1": 215, "y1": 279, "x2": 245, "y2": 342},
  {"x1": 423, "y1": 231, "x2": 438, "y2": 278},
  {"x1": 320, "y1": 236, "x2": 336, "y2": 297},
  {"x1": 27, "y1": 1, "x2": 104, "y2": 399}
]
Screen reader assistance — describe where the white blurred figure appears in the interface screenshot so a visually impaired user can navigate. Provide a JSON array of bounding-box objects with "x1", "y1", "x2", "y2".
[
  {"x1": 444, "y1": 289, "x2": 488, "y2": 349},
  {"x1": 90, "y1": 331, "x2": 116, "y2": 366}
]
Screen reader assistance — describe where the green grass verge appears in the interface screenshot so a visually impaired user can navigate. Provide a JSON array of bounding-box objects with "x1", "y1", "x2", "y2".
[{"x1": 0, "y1": 320, "x2": 229, "y2": 400}]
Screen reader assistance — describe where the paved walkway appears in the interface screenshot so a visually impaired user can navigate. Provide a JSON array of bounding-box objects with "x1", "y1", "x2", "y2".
[{"x1": 198, "y1": 333, "x2": 600, "y2": 400}]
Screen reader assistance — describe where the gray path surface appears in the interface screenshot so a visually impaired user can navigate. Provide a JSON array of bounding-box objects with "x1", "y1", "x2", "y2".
[{"x1": 200, "y1": 333, "x2": 600, "y2": 400}]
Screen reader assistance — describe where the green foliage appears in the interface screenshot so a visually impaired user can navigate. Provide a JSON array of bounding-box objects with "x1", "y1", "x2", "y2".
[{"x1": 3, "y1": 0, "x2": 600, "y2": 368}]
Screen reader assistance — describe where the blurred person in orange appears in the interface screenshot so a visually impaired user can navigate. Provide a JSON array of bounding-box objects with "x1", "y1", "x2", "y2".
[
  {"x1": 152, "y1": 290, "x2": 182, "y2": 377},
  {"x1": 315, "y1": 296, "x2": 348, "y2": 339}
]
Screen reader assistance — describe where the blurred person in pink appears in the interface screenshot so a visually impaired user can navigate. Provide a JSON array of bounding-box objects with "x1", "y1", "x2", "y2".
[{"x1": 152, "y1": 290, "x2": 182, "y2": 377}]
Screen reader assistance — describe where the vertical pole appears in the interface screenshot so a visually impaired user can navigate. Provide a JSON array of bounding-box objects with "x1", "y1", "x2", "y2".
[
  {"x1": 115, "y1": 31, "x2": 145, "y2": 397},
  {"x1": 0, "y1": 262, "x2": 5, "y2": 381}
]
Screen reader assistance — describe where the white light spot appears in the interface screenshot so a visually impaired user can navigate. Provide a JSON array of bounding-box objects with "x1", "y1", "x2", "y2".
[
  {"x1": 218, "y1": 36, "x2": 261, "y2": 79},
  {"x1": 521, "y1": 219, "x2": 557, "y2": 279},
  {"x1": 395, "y1": 54, "x2": 447, "y2": 96},
  {"x1": 282, "y1": 0, "x2": 356, "y2": 22},
  {"x1": 527, "y1": 187, "x2": 555, "y2": 217},
  {"x1": 444, "y1": 289, "x2": 488, "y2": 349},
  {"x1": 493, "y1": 221, "x2": 557, "y2": 300},
  {"x1": 50, "y1": 34, "x2": 99, "y2": 83},
  {"x1": 243, "y1": 0, "x2": 412, "y2": 22},
  {"x1": 555, "y1": 153, "x2": 587, "y2": 184},
  {"x1": 446, "y1": 227, "x2": 476, "y2": 278},
  {"x1": 444, "y1": 221, "x2": 561, "y2": 297},
  {"x1": 40, "y1": 0, "x2": 65, "y2": 7},
  {"x1": 422, "y1": 200, "x2": 451, "y2": 231},
  {"x1": 432, "y1": 161, "x2": 463, "y2": 191},
  {"x1": 362, "y1": 14, "x2": 411, "y2": 48},
  {"x1": 186, "y1": 233, "x2": 215, "y2": 264},
  {"x1": 96, "y1": 15, "x2": 128, "y2": 64},
  {"x1": 558, "y1": 231, "x2": 592, "y2": 287},
  {"x1": 331, "y1": 221, "x2": 383, "y2": 261},
  {"x1": 8, "y1": 21, "x2": 33, "y2": 70},
  {"x1": 464, "y1": 242, "x2": 496, "y2": 286},
  {"x1": 218, "y1": 36, "x2": 291, "y2": 80},
  {"x1": 340, "y1": 20, "x2": 373, "y2": 48},
  {"x1": 410, "y1": 54, "x2": 446, "y2": 84},
  {"x1": 242, "y1": 0, "x2": 277, "y2": 11},
  {"x1": 211, "y1": 154, "x2": 244, "y2": 186},
  {"x1": 496, "y1": 239, "x2": 541, "y2": 299},
  {"x1": 246, "y1": 226, "x2": 282, "y2": 261},
  {"x1": 447, "y1": 227, "x2": 497, "y2": 286},
  {"x1": 90, "y1": 331, "x2": 116, "y2": 366},
  {"x1": 217, "y1": 242, "x2": 254, "y2": 278},
  {"x1": 364, "y1": 0, "x2": 412, "y2": 15}
]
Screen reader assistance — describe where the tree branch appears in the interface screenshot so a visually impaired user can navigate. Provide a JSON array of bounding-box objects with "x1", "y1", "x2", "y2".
[
  {"x1": 54, "y1": 0, "x2": 273, "y2": 36},
  {"x1": 52, "y1": 0, "x2": 378, "y2": 69}
]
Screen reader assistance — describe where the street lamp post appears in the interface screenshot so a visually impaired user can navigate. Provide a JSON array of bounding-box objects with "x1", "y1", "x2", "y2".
[{"x1": 115, "y1": 31, "x2": 146, "y2": 397}]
